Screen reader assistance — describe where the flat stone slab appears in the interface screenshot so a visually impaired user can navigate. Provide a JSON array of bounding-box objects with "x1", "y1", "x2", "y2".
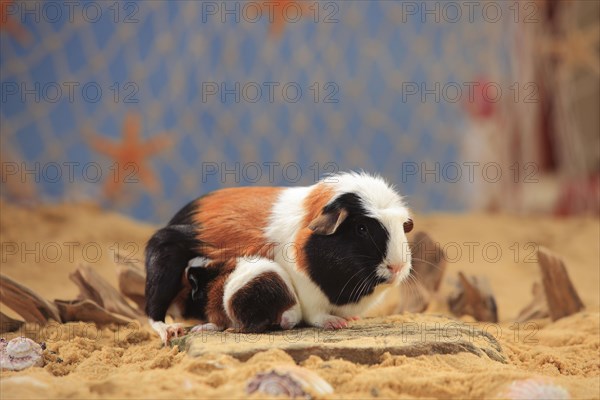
[{"x1": 171, "y1": 314, "x2": 506, "y2": 365}]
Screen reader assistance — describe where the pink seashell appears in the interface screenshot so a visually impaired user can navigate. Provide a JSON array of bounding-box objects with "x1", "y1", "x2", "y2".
[
  {"x1": 246, "y1": 365, "x2": 333, "y2": 399},
  {"x1": 0, "y1": 337, "x2": 45, "y2": 371},
  {"x1": 498, "y1": 378, "x2": 570, "y2": 400}
]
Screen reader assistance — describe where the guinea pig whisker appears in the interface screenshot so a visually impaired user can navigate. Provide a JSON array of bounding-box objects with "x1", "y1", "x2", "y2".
[
  {"x1": 346, "y1": 271, "x2": 370, "y2": 304},
  {"x1": 349, "y1": 273, "x2": 368, "y2": 302},
  {"x1": 399, "y1": 279, "x2": 419, "y2": 302},
  {"x1": 359, "y1": 272, "x2": 379, "y2": 302},
  {"x1": 410, "y1": 257, "x2": 444, "y2": 272},
  {"x1": 400, "y1": 273, "x2": 428, "y2": 303},
  {"x1": 347, "y1": 270, "x2": 375, "y2": 305},
  {"x1": 356, "y1": 276, "x2": 371, "y2": 301},
  {"x1": 335, "y1": 267, "x2": 370, "y2": 305},
  {"x1": 404, "y1": 274, "x2": 421, "y2": 297},
  {"x1": 350, "y1": 270, "x2": 378, "y2": 303}
]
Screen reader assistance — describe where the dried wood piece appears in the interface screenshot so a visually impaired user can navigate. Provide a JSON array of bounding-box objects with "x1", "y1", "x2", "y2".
[
  {"x1": 54, "y1": 299, "x2": 132, "y2": 326},
  {"x1": 537, "y1": 247, "x2": 584, "y2": 321},
  {"x1": 0, "y1": 274, "x2": 61, "y2": 323},
  {"x1": 69, "y1": 265, "x2": 140, "y2": 320},
  {"x1": 116, "y1": 263, "x2": 146, "y2": 311},
  {"x1": 0, "y1": 311, "x2": 25, "y2": 333},
  {"x1": 448, "y1": 272, "x2": 498, "y2": 322},
  {"x1": 397, "y1": 232, "x2": 446, "y2": 313},
  {"x1": 515, "y1": 282, "x2": 549, "y2": 322},
  {"x1": 112, "y1": 251, "x2": 142, "y2": 267},
  {"x1": 111, "y1": 251, "x2": 146, "y2": 310}
]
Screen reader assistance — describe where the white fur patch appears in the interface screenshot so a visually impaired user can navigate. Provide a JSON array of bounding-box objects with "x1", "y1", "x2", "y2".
[{"x1": 264, "y1": 186, "x2": 311, "y2": 250}]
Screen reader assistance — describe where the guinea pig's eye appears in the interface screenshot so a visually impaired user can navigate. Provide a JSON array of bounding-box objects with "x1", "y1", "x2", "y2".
[
  {"x1": 403, "y1": 218, "x2": 414, "y2": 233},
  {"x1": 355, "y1": 223, "x2": 369, "y2": 238}
]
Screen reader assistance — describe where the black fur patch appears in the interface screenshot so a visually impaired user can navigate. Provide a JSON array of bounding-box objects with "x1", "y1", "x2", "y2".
[
  {"x1": 168, "y1": 198, "x2": 200, "y2": 225},
  {"x1": 228, "y1": 271, "x2": 296, "y2": 333},
  {"x1": 182, "y1": 262, "x2": 222, "y2": 320},
  {"x1": 144, "y1": 224, "x2": 203, "y2": 321},
  {"x1": 304, "y1": 193, "x2": 389, "y2": 305}
]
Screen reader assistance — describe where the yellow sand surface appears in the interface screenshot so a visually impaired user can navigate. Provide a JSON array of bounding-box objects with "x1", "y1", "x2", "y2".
[{"x1": 1, "y1": 201, "x2": 598, "y2": 399}]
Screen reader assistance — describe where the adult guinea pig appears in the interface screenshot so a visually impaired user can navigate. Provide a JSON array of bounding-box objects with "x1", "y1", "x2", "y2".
[{"x1": 145, "y1": 171, "x2": 414, "y2": 344}]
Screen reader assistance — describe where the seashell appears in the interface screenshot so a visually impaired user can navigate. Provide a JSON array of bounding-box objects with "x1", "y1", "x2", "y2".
[
  {"x1": 497, "y1": 378, "x2": 570, "y2": 400},
  {"x1": 246, "y1": 365, "x2": 333, "y2": 399},
  {"x1": 0, "y1": 337, "x2": 45, "y2": 371}
]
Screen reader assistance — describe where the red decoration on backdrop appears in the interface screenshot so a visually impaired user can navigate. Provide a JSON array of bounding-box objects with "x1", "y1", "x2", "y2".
[
  {"x1": 462, "y1": 77, "x2": 497, "y2": 120},
  {"x1": 0, "y1": 0, "x2": 32, "y2": 45},
  {"x1": 555, "y1": 173, "x2": 600, "y2": 216},
  {"x1": 261, "y1": 1, "x2": 310, "y2": 36}
]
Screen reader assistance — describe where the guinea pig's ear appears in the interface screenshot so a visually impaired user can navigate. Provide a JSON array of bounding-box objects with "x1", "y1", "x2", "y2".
[{"x1": 308, "y1": 208, "x2": 348, "y2": 235}]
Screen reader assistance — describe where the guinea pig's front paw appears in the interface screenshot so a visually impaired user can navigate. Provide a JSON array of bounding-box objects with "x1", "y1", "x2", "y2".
[
  {"x1": 311, "y1": 315, "x2": 349, "y2": 330},
  {"x1": 165, "y1": 324, "x2": 185, "y2": 344},
  {"x1": 280, "y1": 307, "x2": 301, "y2": 330},
  {"x1": 150, "y1": 320, "x2": 185, "y2": 346}
]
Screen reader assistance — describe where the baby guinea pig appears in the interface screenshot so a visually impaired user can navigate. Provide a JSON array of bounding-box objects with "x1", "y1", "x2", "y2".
[{"x1": 145, "y1": 171, "x2": 413, "y2": 343}]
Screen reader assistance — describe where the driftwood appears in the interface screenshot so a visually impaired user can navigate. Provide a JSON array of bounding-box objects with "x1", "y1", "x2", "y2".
[
  {"x1": 0, "y1": 274, "x2": 61, "y2": 323},
  {"x1": 537, "y1": 247, "x2": 584, "y2": 321},
  {"x1": 448, "y1": 272, "x2": 498, "y2": 322},
  {"x1": 0, "y1": 311, "x2": 25, "y2": 333},
  {"x1": 397, "y1": 232, "x2": 447, "y2": 313},
  {"x1": 54, "y1": 299, "x2": 132, "y2": 326},
  {"x1": 515, "y1": 282, "x2": 549, "y2": 322},
  {"x1": 114, "y1": 256, "x2": 146, "y2": 311},
  {"x1": 69, "y1": 265, "x2": 141, "y2": 320}
]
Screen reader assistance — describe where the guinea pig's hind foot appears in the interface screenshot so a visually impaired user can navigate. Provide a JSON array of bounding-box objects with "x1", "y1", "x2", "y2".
[
  {"x1": 189, "y1": 323, "x2": 223, "y2": 333},
  {"x1": 310, "y1": 315, "x2": 349, "y2": 330},
  {"x1": 149, "y1": 320, "x2": 185, "y2": 346}
]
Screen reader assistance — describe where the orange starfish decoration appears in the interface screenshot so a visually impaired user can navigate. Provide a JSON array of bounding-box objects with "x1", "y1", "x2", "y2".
[
  {"x1": 89, "y1": 113, "x2": 172, "y2": 200},
  {"x1": 0, "y1": 0, "x2": 32, "y2": 45},
  {"x1": 261, "y1": 0, "x2": 311, "y2": 36}
]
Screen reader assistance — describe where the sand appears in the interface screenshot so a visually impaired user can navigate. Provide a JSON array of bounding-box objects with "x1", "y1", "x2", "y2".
[{"x1": 0, "y1": 200, "x2": 599, "y2": 399}]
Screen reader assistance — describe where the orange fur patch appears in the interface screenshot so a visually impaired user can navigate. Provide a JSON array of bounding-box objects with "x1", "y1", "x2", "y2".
[
  {"x1": 205, "y1": 259, "x2": 236, "y2": 328},
  {"x1": 294, "y1": 183, "x2": 335, "y2": 271},
  {"x1": 193, "y1": 187, "x2": 282, "y2": 261}
]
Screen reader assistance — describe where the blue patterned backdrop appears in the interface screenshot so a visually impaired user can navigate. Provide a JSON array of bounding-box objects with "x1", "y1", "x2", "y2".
[{"x1": 1, "y1": 1, "x2": 516, "y2": 222}]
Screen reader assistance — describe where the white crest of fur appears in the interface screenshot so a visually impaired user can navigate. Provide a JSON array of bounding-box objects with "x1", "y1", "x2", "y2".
[{"x1": 324, "y1": 171, "x2": 408, "y2": 218}]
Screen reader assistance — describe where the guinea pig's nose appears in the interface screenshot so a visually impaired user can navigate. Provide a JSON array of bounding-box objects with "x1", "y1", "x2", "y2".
[{"x1": 387, "y1": 264, "x2": 403, "y2": 274}]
